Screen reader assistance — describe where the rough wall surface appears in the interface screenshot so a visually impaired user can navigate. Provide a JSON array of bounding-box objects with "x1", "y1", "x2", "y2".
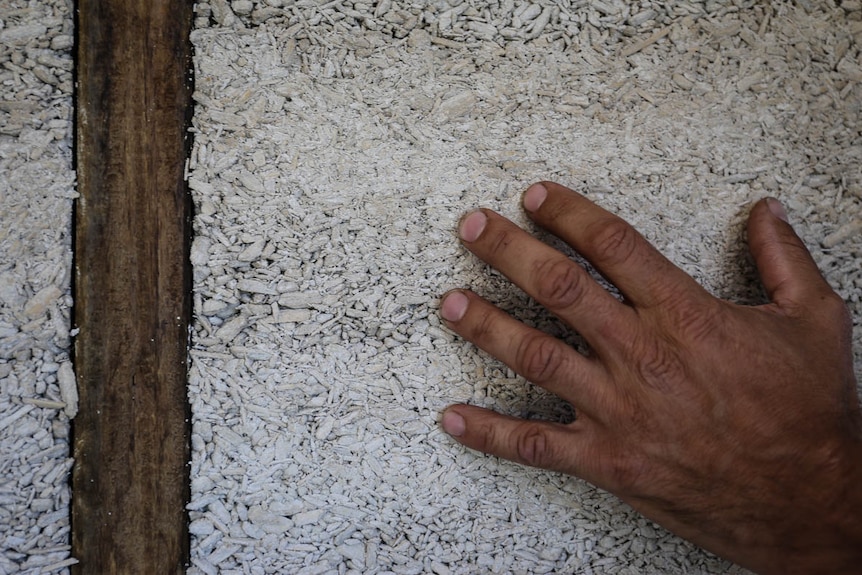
[
  {"x1": 188, "y1": 1, "x2": 861, "y2": 573},
  {"x1": 0, "y1": 0, "x2": 77, "y2": 573}
]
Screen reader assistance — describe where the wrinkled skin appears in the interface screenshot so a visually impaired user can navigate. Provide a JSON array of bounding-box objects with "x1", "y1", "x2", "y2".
[{"x1": 439, "y1": 181, "x2": 862, "y2": 575}]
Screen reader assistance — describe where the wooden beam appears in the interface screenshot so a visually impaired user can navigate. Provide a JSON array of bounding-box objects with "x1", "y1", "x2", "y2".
[{"x1": 73, "y1": 0, "x2": 193, "y2": 572}]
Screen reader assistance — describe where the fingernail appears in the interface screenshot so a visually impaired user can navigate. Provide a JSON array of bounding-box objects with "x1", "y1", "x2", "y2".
[
  {"x1": 441, "y1": 291, "x2": 469, "y2": 322},
  {"x1": 766, "y1": 197, "x2": 789, "y2": 223},
  {"x1": 459, "y1": 210, "x2": 487, "y2": 242},
  {"x1": 523, "y1": 183, "x2": 548, "y2": 212},
  {"x1": 441, "y1": 410, "x2": 466, "y2": 437}
]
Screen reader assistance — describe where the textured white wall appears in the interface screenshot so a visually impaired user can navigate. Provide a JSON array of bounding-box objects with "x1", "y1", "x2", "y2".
[
  {"x1": 0, "y1": 0, "x2": 77, "y2": 573},
  {"x1": 188, "y1": 1, "x2": 862, "y2": 573}
]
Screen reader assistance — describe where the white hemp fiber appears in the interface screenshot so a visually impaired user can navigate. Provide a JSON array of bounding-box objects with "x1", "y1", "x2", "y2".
[
  {"x1": 0, "y1": 0, "x2": 77, "y2": 573},
  {"x1": 188, "y1": 1, "x2": 862, "y2": 573}
]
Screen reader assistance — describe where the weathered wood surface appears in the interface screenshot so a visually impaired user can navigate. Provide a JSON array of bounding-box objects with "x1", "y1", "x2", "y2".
[{"x1": 73, "y1": 0, "x2": 194, "y2": 572}]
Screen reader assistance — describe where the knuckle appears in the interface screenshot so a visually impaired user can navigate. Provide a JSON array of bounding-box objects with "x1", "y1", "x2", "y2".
[
  {"x1": 516, "y1": 334, "x2": 566, "y2": 384},
  {"x1": 466, "y1": 305, "x2": 498, "y2": 343},
  {"x1": 533, "y1": 258, "x2": 587, "y2": 309},
  {"x1": 516, "y1": 424, "x2": 555, "y2": 469},
  {"x1": 543, "y1": 193, "x2": 579, "y2": 227},
  {"x1": 486, "y1": 227, "x2": 515, "y2": 258},
  {"x1": 774, "y1": 237, "x2": 816, "y2": 270},
  {"x1": 632, "y1": 335, "x2": 685, "y2": 390},
  {"x1": 587, "y1": 217, "x2": 639, "y2": 267},
  {"x1": 474, "y1": 419, "x2": 500, "y2": 455},
  {"x1": 669, "y1": 298, "x2": 724, "y2": 345}
]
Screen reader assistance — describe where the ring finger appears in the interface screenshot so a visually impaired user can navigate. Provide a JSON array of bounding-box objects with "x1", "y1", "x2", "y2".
[{"x1": 440, "y1": 289, "x2": 612, "y2": 416}]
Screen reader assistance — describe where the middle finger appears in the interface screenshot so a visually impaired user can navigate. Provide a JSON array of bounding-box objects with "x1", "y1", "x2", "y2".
[{"x1": 459, "y1": 208, "x2": 637, "y2": 355}]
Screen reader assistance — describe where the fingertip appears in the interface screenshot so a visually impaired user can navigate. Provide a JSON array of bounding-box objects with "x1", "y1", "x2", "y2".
[
  {"x1": 458, "y1": 209, "x2": 488, "y2": 242},
  {"x1": 765, "y1": 197, "x2": 789, "y2": 223},
  {"x1": 441, "y1": 408, "x2": 466, "y2": 437},
  {"x1": 523, "y1": 182, "x2": 548, "y2": 212},
  {"x1": 440, "y1": 290, "x2": 470, "y2": 323},
  {"x1": 749, "y1": 197, "x2": 790, "y2": 231}
]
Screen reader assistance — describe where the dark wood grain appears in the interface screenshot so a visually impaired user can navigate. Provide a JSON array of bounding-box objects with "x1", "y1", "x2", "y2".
[{"x1": 73, "y1": 1, "x2": 193, "y2": 572}]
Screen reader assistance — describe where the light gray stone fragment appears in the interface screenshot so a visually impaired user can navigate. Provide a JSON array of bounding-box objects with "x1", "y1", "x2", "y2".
[
  {"x1": 0, "y1": 24, "x2": 48, "y2": 45},
  {"x1": 215, "y1": 315, "x2": 247, "y2": 341},
  {"x1": 24, "y1": 286, "x2": 61, "y2": 319},
  {"x1": 190, "y1": 518, "x2": 215, "y2": 536},
  {"x1": 337, "y1": 541, "x2": 366, "y2": 565},
  {"x1": 248, "y1": 505, "x2": 292, "y2": 533},
  {"x1": 57, "y1": 361, "x2": 77, "y2": 418},
  {"x1": 237, "y1": 238, "x2": 265, "y2": 261},
  {"x1": 237, "y1": 279, "x2": 277, "y2": 295}
]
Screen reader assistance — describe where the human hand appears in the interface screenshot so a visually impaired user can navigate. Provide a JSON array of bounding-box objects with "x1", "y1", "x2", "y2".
[{"x1": 439, "y1": 181, "x2": 862, "y2": 575}]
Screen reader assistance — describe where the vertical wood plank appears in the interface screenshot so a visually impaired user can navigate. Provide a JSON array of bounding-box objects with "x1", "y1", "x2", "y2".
[{"x1": 73, "y1": 0, "x2": 193, "y2": 572}]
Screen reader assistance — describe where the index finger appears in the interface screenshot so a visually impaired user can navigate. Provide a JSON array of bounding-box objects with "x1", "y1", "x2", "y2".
[{"x1": 524, "y1": 182, "x2": 710, "y2": 309}]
